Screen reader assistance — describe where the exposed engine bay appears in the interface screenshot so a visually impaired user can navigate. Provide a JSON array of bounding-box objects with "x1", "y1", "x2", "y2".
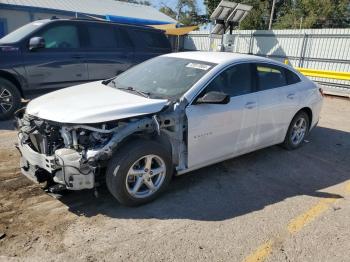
[{"x1": 16, "y1": 103, "x2": 187, "y2": 192}]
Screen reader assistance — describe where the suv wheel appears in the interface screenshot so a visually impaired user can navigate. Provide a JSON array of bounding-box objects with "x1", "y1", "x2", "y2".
[
  {"x1": 0, "y1": 78, "x2": 21, "y2": 120},
  {"x1": 106, "y1": 140, "x2": 172, "y2": 206}
]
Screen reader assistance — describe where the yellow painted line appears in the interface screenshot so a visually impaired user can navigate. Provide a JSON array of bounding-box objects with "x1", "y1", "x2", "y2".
[
  {"x1": 242, "y1": 181, "x2": 350, "y2": 262},
  {"x1": 287, "y1": 198, "x2": 337, "y2": 234},
  {"x1": 242, "y1": 240, "x2": 274, "y2": 262}
]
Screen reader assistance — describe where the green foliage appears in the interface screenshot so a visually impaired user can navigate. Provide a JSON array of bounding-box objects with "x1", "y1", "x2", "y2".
[
  {"x1": 159, "y1": 6, "x2": 177, "y2": 20},
  {"x1": 204, "y1": 0, "x2": 350, "y2": 29},
  {"x1": 275, "y1": 0, "x2": 350, "y2": 29},
  {"x1": 159, "y1": 0, "x2": 200, "y2": 25}
]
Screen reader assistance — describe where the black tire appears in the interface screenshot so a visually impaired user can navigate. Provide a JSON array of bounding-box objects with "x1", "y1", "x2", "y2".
[
  {"x1": 282, "y1": 111, "x2": 310, "y2": 150},
  {"x1": 106, "y1": 139, "x2": 173, "y2": 206},
  {"x1": 0, "y1": 78, "x2": 21, "y2": 120}
]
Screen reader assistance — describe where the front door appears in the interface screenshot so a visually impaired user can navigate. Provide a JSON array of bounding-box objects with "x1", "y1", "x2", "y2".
[
  {"x1": 186, "y1": 63, "x2": 258, "y2": 169},
  {"x1": 23, "y1": 22, "x2": 88, "y2": 91}
]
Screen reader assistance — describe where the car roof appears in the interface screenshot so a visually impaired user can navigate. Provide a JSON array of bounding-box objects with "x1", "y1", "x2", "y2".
[
  {"x1": 163, "y1": 51, "x2": 280, "y2": 65},
  {"x1": 45, "y1": 18, "x2": 161, "y2": 32}
]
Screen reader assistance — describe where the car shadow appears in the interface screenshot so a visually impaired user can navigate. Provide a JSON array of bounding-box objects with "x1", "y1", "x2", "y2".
[{"x1": 55, "y1": 126, "x2": 350, "y2": 221}]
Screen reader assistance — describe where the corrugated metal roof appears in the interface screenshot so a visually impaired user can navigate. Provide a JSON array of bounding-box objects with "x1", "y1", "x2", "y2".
[{"x1": 0, "y1": 0, "x2": 176, "y2": 23}]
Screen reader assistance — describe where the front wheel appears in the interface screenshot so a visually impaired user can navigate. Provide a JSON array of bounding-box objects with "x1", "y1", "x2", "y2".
[
  {"x1": 0, "y1": 78, "x2": 21, "y2": 120},
  {"x1": 282, "y1": 111, "x2": 310, "y2": 150},
  {"x1": 106, "y1": 140, "x2": 172, "y2": 206}
]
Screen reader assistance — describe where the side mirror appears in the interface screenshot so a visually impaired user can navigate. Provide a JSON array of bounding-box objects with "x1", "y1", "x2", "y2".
[
  {"x1": 196, "y1": 91, "x2": 230, "y2": 105},
  {"x1": 29, "y1": 37, "x2": 45, "y2": 51}
]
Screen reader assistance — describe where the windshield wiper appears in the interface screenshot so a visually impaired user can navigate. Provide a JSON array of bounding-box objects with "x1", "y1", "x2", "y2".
[{"x1": 116, "y1": 86, "x2": 150, "y2": 98}]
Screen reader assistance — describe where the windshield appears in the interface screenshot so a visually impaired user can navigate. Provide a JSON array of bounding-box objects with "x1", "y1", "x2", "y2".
[
  {"x1": 0, "y1": 20, "x2": 47, "y2": 44},
  {"x1": 110, "y1": 56, "x2": 216, "y2": 100}
]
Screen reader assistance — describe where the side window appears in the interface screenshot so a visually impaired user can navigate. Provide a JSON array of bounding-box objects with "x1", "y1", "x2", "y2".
[
  {"x1": 256, "y1": 64, "x2": 287, "y2": 90},
  {"x1": 206, "y1": 63, "x2": 253, "y2": 97},
  {"x1": 137, "y1": 30, "x2": 170, "y2": 49},
  {"x1": 40, "y1": 25, "x2": 79, "y2": 49},
  {"x1": 87, "y1": 24, "x2": 118, "y2": 49},
  {"x1": 116, "y1": 28, "x2": 133, "y2": 48},
  {"x1": 285, "y1": 69, "x2": 301, "y2": 85}
]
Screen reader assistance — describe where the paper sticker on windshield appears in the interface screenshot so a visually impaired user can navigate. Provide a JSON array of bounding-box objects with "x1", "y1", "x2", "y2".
[{"x1": 186, "y1": 63, "x2": 211, "y2": 71}]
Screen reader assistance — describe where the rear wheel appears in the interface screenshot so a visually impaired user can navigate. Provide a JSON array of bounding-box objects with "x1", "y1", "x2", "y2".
[
  {"x1": 106, "y1": 140, "x2": 172, "y2": 206},
  {"x1": 282, "y1": 111, "x2": 310, "y2": 150},
  {"x1": 0, "y1": 78, "x2": 21, "y2": 120}
]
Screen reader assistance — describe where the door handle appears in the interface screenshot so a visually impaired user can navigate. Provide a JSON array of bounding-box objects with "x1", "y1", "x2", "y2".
[
  {"x1": 287, "y1": 93, "x2": 296, "y2": 99},
  {"x1": 245, "y1": 102, "x2": 257, "y2": 109}
]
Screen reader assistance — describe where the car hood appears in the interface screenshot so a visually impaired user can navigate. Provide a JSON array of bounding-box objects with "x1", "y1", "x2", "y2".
[{"x1": 26, "y1": 81, "x2": 168, "y2": 124}]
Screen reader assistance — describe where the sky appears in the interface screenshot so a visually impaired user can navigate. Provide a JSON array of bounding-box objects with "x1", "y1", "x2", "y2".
[{"x1": 152, "y1": 0, "x2": 206, "y2": 14}]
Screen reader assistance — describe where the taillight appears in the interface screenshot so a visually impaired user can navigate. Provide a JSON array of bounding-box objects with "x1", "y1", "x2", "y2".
[{"x1": 318, "y1": 87, "x2": 324, "y2": 97}]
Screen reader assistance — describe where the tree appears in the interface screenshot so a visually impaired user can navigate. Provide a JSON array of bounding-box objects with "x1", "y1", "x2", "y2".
[
  {"x1": 159, "y1": 0, "x2": 200, "y2": 25},
  {"x1": 204, "y1": 0, "x2": 350, "y2": 29},
  {"x1": 275, "y1": 0, "x2": 350, "y2": 29}
]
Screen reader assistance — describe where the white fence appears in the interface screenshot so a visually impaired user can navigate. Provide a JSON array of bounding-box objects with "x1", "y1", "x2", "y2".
[{"x1": 184, "y1": 29, "x2": 350, "y2": 95}]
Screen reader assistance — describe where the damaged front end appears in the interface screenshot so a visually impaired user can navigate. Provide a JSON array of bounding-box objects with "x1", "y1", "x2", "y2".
[
  {"x1": 16, "y1": 113, "x2": 158, "y2": 191},
  {"x1": 17, "y1": 103, "x2": 186, "y2": 190}
]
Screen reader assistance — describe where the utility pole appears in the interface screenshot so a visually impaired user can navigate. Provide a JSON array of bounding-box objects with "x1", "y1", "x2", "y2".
[
  {"x1": 299, "y1": 16, "x2": 303, "y2": 30},
  {"x1": 268, "y1": 0, "x2": 276, "y2": 30}
]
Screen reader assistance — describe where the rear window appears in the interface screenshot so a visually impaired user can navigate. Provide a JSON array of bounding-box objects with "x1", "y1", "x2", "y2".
[{"x1": 285, "y1": 69, "x2": 301, "y2": 85}]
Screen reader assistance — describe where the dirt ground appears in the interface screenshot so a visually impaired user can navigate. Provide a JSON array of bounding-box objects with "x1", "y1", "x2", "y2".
[{"x1": 0, "y1": 97, "x2": 349, "y2": 262}]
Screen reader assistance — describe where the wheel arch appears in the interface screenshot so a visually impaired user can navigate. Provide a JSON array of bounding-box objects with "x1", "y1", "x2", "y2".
[
  {"x1": 115, "y1": 132, "x2": 173, "y2": 159},
  {"x1": 296, "y1": 107, "x2": 313, "y2": 128},
  {"x1": 283, "y1": 107, "x2": 313, "y2": 141},
  {"x1": 0, "y1": 70, "x2": 23, "y2": 97}
]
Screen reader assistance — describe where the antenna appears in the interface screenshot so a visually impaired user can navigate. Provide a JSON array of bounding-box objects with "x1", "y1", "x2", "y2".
[{"x1": 210, "y1": 0, "x2": 252, "y2": 51}]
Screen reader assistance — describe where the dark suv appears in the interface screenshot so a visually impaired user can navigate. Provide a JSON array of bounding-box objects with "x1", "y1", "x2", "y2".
[{"x1": 0, "y1": 18, "x2": 172, "y2": 120}]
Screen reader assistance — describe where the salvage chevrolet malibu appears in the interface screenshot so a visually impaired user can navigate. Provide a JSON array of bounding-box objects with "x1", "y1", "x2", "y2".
[{"x1": 16, "y1": 52, "x2": 323, "y2": 206}]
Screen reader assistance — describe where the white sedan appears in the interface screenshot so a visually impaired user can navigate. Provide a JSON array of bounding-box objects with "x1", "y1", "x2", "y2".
[{"x1": 16, "y1": 52, "x2": 323, "y2": 206}]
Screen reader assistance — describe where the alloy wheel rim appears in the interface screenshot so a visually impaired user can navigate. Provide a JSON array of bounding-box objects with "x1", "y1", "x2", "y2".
[
  {"x1": 0, "y1": 87, "x2": 13, "y2": 113},
  {"x1": 291, "y1": 117, "x2": 307, "y2": 145},
  {"x1": 125, "y1": 154, "x2": 166, "y2": 199}
]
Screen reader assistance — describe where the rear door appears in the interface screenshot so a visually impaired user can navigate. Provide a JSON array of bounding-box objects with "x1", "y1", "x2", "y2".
[
  {"x1": 23, "y1": 22, "x2": 88, "y2": 91},
  {"x1": 186, "y1": 63, "x2": 258, "y2": 169},
  {"x1": 83, "y1": 22, "x2": 134, "y2": 81},
  {"x1": 128, "y1": 29, "x2": 172, "y2": 64},
  {"x1": 254, "y1": 63, "x2": 297, "y2": 147}
]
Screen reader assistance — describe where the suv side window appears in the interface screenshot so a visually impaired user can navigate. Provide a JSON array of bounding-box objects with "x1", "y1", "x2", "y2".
[
  {"x1": 285, "y1": 69, "x2": 301, "y2": 85},
  {"x1": 116, "y1": 27, "x2": 133, "y2": 48},
  {"x1": 132, "y1": 30, "x2": 170, "y2": 49},
  {"x1": 87, "y1": 24, "x2": 117, "y2": 49},
  {"x1": 206, "y1": 63, "x2": 253, "y2": 97},
  {"x1": 40, "y1": 25, "x2": 79, "y2": 49},
  {"x1": 256, "y1": 63, "x2": 287, "y2": 90}
]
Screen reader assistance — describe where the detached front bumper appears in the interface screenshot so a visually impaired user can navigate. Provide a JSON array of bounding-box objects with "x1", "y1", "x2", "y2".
[
  {"x1": 17, "y1": 134, "x2": 94, "y2": 190},
  {"x1": 17, "y1": 133, "x2": 56, "y2": 183}
]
